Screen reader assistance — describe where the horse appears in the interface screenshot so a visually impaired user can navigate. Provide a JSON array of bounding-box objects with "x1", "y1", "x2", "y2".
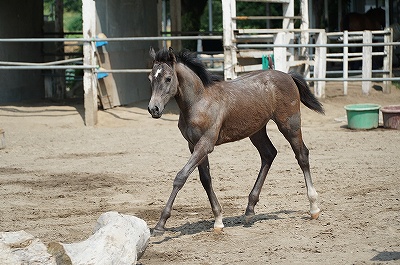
[
  {"x1": 340, "y1": 7, "x2": 385, "y2": 31},
  {"x1": 147, "y1": 47, "x2": 324, "y2": 234},
  {"x1": 341, "y1": 7, "x2": 386, "y2": 70}
]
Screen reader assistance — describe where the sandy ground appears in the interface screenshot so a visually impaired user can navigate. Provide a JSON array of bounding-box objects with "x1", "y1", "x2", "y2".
[{"x1": 0, "y1": 82, "x2": 399, "y2": 264}]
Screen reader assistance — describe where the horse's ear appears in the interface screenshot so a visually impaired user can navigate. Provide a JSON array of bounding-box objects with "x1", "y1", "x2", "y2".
[
  {"x1": 149, "y1": 47, "x2": 156, "y2": 60},
  {"x1": 168, "y1": 47, "x2": 176, "y2": 64}
]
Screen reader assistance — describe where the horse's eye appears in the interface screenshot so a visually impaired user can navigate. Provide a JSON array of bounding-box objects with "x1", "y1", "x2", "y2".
[{"x1": 165, "y1": 77, "x2": 172, "y2": 83}]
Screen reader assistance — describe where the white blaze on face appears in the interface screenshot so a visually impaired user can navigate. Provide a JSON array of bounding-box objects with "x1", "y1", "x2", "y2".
[{"x1": 154, "y1": 68, "x2": 162, "y2": 78}]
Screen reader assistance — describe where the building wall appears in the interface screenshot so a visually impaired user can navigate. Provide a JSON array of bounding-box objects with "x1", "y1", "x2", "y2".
[
  {"x1": 0, "y1": 1, "x2": 44, "y2": 103},
  {"x1": 96, "y1": 0, "x2": 159, "y2": 105}
]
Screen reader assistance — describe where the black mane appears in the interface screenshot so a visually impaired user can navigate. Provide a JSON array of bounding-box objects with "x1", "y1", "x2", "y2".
[{"x1": 155, "y1": 48, "x2": 222, "y2": 87}]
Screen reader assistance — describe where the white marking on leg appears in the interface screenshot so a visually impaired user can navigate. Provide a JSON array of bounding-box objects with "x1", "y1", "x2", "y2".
[
  {"x1": 154, "y1": 68, "x2": 162, "y2": 78},
  {"x1": 308, "y1": 187, "x2": 320, "y2": 216},
  {"x1": 303, "y1": 169, "x2": 320, "y2": 217},
  {"x1": 214, "y1": 214, "x2": 224, "y2": 229}
]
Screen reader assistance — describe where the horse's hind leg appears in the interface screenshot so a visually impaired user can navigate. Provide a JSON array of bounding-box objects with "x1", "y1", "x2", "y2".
[
  {"x1": 275, "y1": 113, "x2": 320, "y2": 219},
  {"x1": 245, "y1": 127, "x2": 277, "y2": 221}
]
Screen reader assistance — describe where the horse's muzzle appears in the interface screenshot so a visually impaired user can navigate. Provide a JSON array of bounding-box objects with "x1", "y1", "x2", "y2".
[{"x1": 148, "y1": 105, "x2": 162, "y2": 119}]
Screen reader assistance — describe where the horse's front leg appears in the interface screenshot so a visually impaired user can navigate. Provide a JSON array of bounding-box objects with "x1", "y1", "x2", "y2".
[
  {"x1": 153, "y1": 137, "x2": 214, "y2": 234},
  {"x1": 189, "y1": 143, "x2": 224, "y2": 232}
]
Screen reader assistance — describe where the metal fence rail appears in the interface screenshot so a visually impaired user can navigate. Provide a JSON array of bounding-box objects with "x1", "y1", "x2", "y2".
[
  {"x1": 0, "y1": 35, "x2": 223, "y2": 72},
  {"x1": 0, "y1": 35, "x2": 222, "y2": 43},
  {"x1": 0, "y1": 35, "x2": 398, "y2": 82},
  {"x1": 237, "y1": 42, "x2": 400, "y2": 48}
]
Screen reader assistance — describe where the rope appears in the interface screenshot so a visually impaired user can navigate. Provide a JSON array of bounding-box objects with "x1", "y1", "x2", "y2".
[{"x1": 0, "y1": 57, "x2": 83, "y2": 66}]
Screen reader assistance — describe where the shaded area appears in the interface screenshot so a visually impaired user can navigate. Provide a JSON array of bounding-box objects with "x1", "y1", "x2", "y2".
[{"x1": 371, "y1": 251, "x2": 400, "y2": 261}]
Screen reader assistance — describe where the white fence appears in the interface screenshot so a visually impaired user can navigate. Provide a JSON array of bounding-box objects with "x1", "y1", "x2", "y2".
[{"x1": 229, "y1": 28, "x2": 399, "y2": 98}]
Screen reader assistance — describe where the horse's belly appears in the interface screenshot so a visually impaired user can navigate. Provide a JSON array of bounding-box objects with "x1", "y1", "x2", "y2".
[
  {"x1": 214, "y1": 90, "x2": 275, "y2": 145},
  {"x1": 216, "y1": 112, "x2": 271, "y2": 145}
]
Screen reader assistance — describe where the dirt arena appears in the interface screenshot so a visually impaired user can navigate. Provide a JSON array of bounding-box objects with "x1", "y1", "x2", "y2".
[{"x1": 0, "y1": 82, "x2": 399, "y2": 264}]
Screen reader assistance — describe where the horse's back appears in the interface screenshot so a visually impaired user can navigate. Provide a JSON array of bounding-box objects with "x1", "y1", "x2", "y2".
[
  {"x1": 222, "y1": 70, "x2": 299, "y2": 109},
  {"x1": 213, "y1": 70, "x2": 300, "y2": 145}
]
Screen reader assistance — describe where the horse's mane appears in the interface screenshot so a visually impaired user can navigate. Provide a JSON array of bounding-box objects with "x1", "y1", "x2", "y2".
[{"x1": 154, "y1": 48, "x2": 222, "y2": 87}]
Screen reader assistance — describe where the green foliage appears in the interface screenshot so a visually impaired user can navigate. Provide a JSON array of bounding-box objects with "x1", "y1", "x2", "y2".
[
  {"x1": 64, "y1": 12, "x2": 82, "y2": 33},
  {"x1": 236, "y1": 2, "x2": 281, "y2": 29},
  {"x1": 43, "y1": 0, "x2": 82, "y2": 34},
  {"x1": 64, "y1": 0, "x2": 81, "y2": 13},
  {"x1": 43, "y1": 0, "x2": 81, "y2": 13},
  {"x1": 43, "y1": 0, "x2": 54, "y2": 18},
  {"x1": 200, "y1": 0, "x2": 222, "y2": 32}
]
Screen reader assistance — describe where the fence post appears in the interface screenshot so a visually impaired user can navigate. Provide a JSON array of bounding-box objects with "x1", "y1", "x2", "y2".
[
  {"x1": 314, "y1": 31, "x2": 326, "y2": 98},
  {"x1": 362, "y1": 30, "x2": 372, "y2": 95},
  {"x1": 274, "y1": 32, "x2": 287, "y2": 72},
  {"x1": 222, "y1": 0, "x2": 237, "y2": 80},
  {"x1": 282, "y1": 0, "x2": 294, "y2": 65},
  {"x1": 82, "y1": 0, "x2": 98, "y2": 126},
  {"x1": 343, "y1": 31, "x2": 348, "y2": 95},
  {"x1": 383, "y1": 28, "x2": 392, "y2": 93},
  {"x1": 300, "y1": 0, "x2": 310, "y2": 79}
]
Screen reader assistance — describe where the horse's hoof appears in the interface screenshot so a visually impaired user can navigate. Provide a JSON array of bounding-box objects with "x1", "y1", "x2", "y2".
[
  {"x1": 151, "y1": 228, "x2": 165, "y2": 236},
  {"x1": 244, "y1": 213, "x2": 255, "y2": 224},
  {"x1": 213, "y1": 227, "x2": 224, "y2": 234},
  {"x1": 310, "y1": 210, "x2": 320, "y2": 220}
]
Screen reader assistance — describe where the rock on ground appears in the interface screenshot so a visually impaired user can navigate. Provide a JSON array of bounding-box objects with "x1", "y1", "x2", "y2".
[
  {"x1": 1, "y1": 212, "x2": 150, "y2": 265},
  {"x1": 0, "y1": 230, "x2": 56, "y2": 265},
  {"x1": 48, "y1": 211, "x2": 151, "y2": 265}
]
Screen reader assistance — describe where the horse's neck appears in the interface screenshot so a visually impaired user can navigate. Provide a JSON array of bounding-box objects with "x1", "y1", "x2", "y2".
[{"x1": 175, "y1": 63, "x2": 205, "y2": 111}]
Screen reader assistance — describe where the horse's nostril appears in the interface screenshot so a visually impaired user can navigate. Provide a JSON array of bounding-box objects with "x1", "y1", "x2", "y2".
[{"x1": 148, "y1": 105, "x2": 161, "y2": 117}]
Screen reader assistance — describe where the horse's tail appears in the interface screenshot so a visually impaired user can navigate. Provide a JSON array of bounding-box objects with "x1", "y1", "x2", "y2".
[{"x1": 289, "y1": 71, "x2": 325, "y2": 114}]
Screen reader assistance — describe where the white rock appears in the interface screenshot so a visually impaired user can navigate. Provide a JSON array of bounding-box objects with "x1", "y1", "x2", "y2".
[
  {"x1": 53, "y1": 211, "x2": 150, "y2": 265},
  {"x1": 0, "y1": 230, "x2": 56, "y2": 265}
]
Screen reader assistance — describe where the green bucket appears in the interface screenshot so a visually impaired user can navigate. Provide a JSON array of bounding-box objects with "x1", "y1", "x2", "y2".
[{"x1": 344, "y1": 104, "x2": 381, "y2": 129}]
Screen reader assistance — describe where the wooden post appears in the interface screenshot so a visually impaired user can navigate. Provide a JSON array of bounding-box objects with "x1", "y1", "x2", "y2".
[
  {"x1": 82, "y1": 0, "x2": 98, "y2": 126},
  {"x1": 362, "y1": 30, "x2": 372, "y2": 95},
  {"x1": 282, "y1": 0, "x2": 294, "y2": 65},
  {"x1": 274, "y1": 32, "x2": 286, "y2": 72},
  {"x1": 383, "y1": 28, "x2": 392, "y2": 93},
  {"x1": 222, "y1": 0, "x2": 236, "y2": 80},
  {"x1": 300, "y1": 0, "x2": 310, "y2": 78},
  {"x1": 314, "y1": 31, "x2": 326, "y2": 98},
  {"x1": 170, "y1": 0, "x2": 181, "y2": 51},
  {"x1": 343, "y1": 30, "x2": 348, "y2": 95}
]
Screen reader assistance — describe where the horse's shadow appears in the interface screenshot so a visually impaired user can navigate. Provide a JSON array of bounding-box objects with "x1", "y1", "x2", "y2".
[
  {"x1": 151, "y1": 210, "x2": 296, "y2": 244},
  {"x1": 371, "y1": 250, "x2": 400, "y2": 261}
]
